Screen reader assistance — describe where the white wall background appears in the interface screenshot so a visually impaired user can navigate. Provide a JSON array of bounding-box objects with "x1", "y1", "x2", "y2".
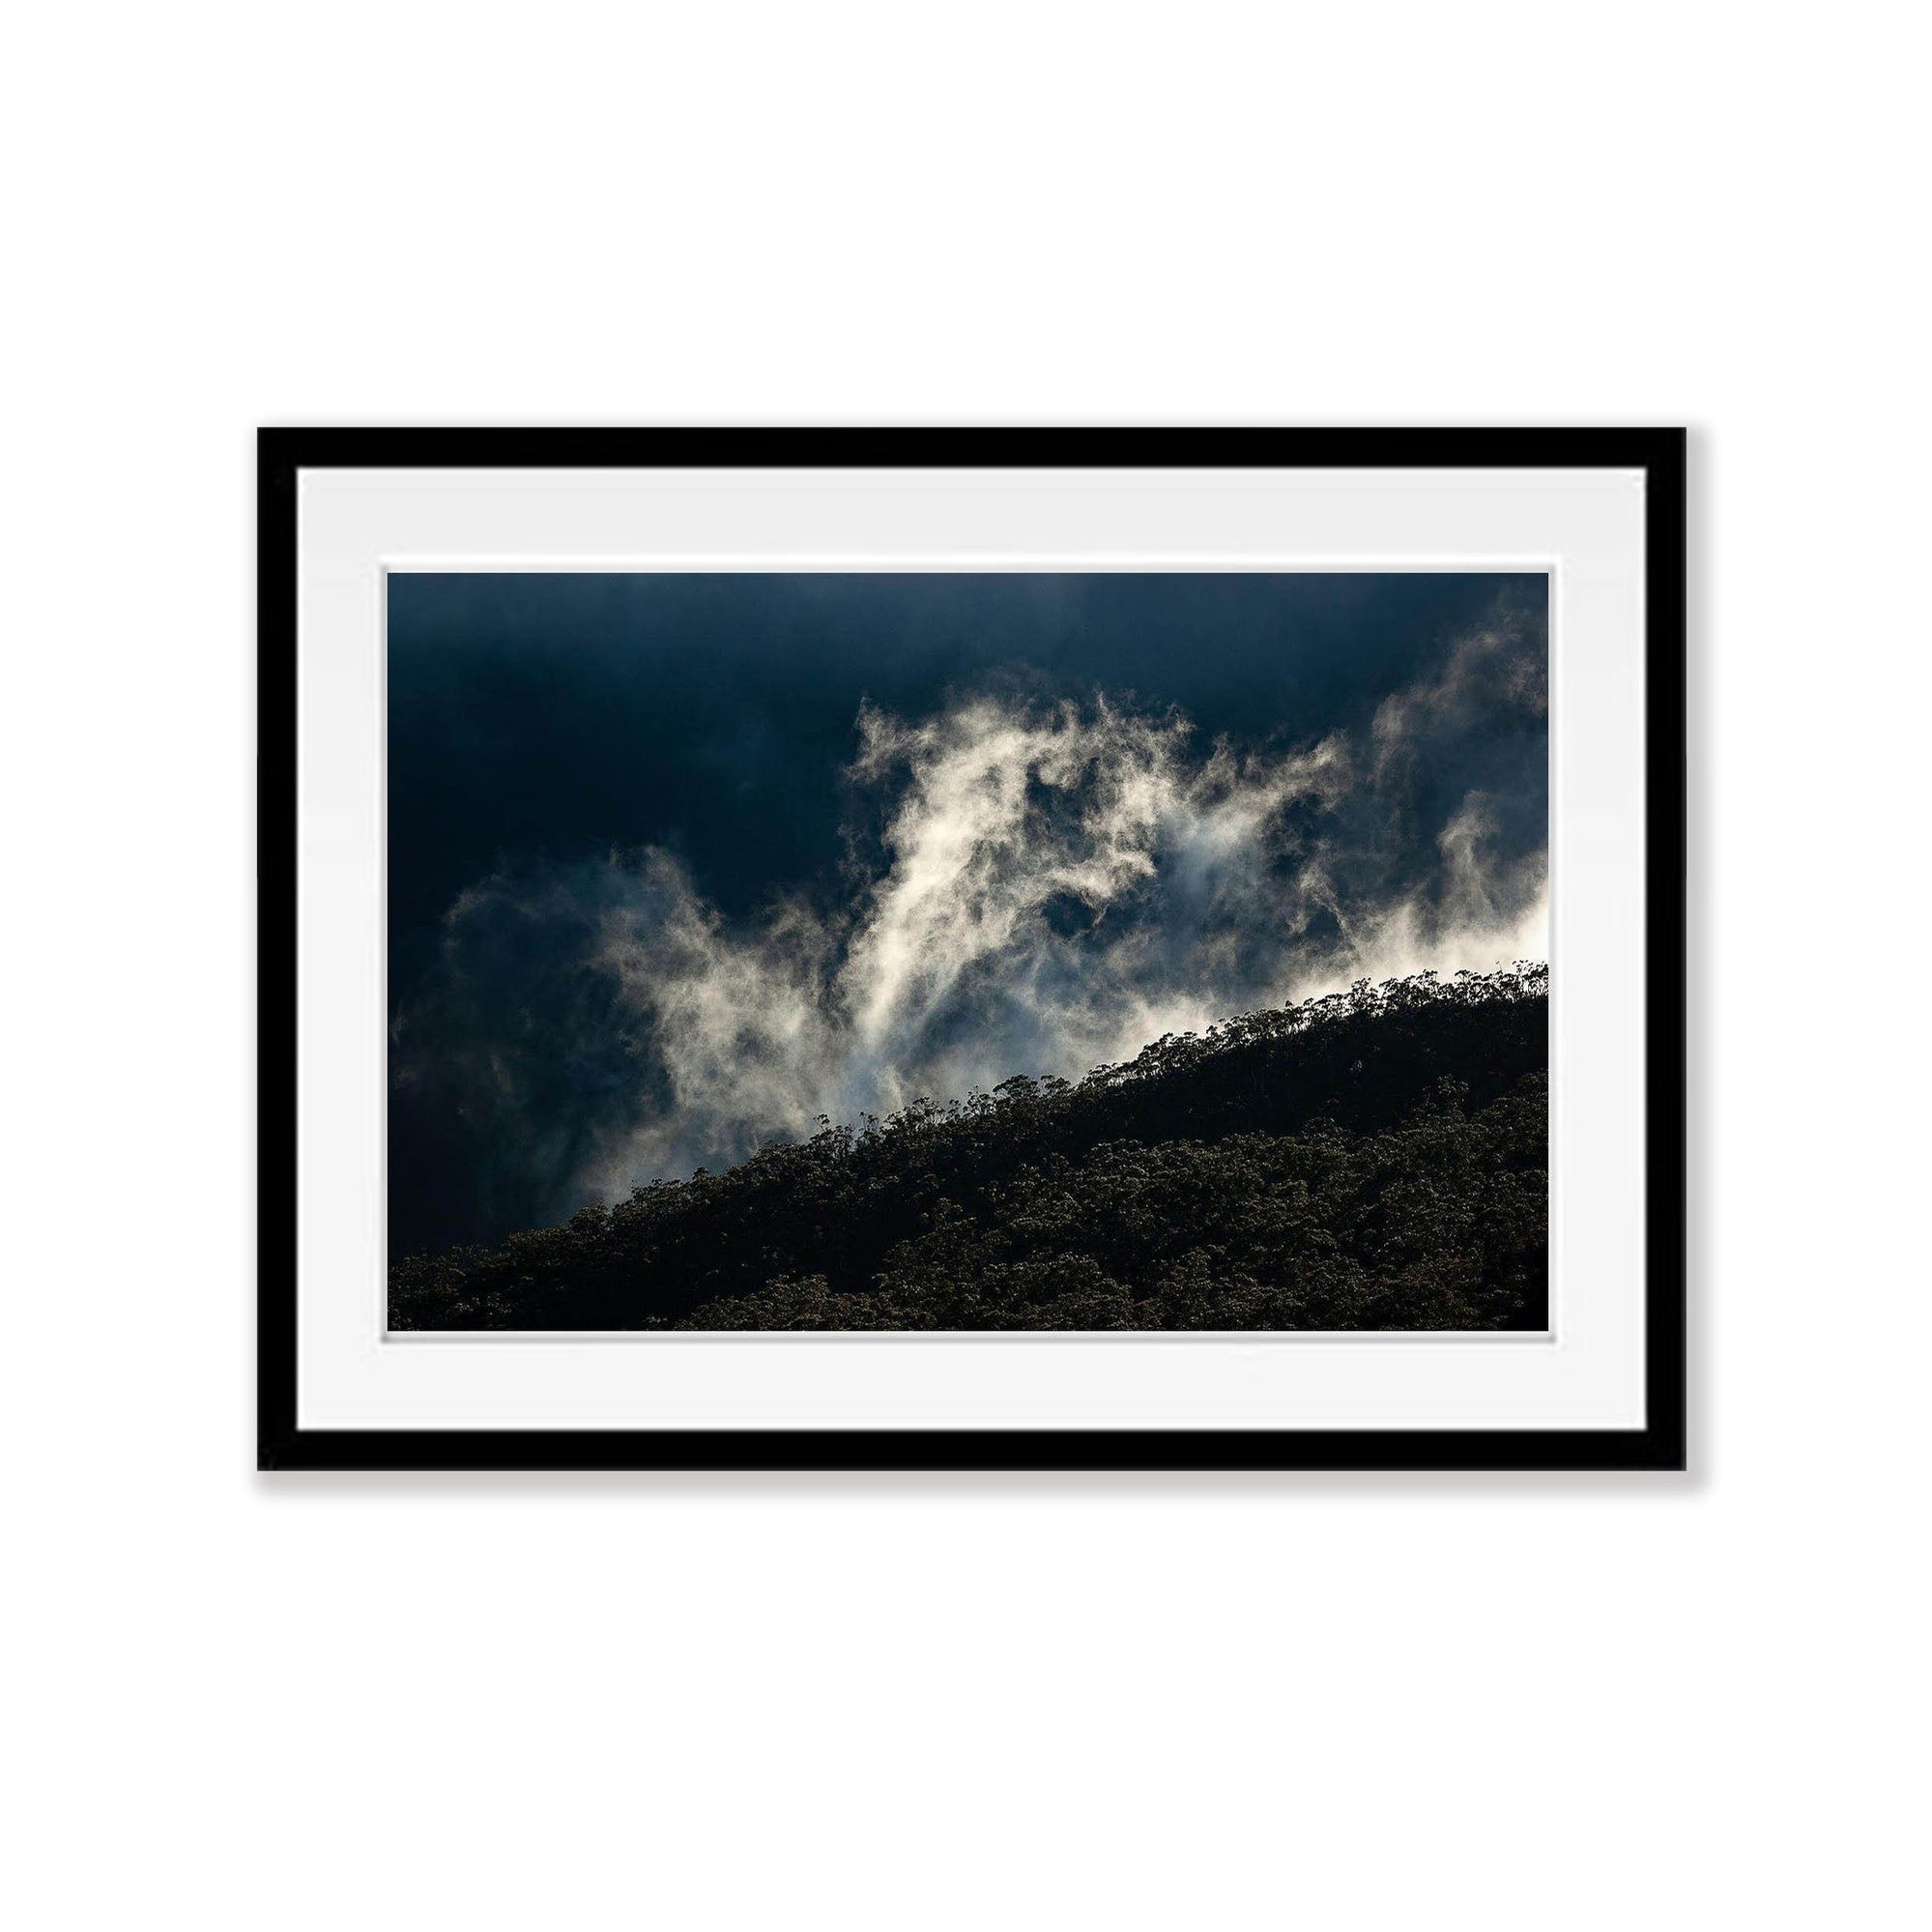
[{"x1": 4, "y1": 5, "x2": 1925, "y2": 1928}]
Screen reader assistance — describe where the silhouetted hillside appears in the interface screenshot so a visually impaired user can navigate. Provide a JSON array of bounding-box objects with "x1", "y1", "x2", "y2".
[{"x1": 390, "y1": 965, "x2": 1547, "y2": 1331}]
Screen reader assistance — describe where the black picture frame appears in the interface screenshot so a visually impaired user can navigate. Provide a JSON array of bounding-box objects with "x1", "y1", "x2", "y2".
[{"x1": 259, "y1": 427, "x2": 1686, "y2": 1473}]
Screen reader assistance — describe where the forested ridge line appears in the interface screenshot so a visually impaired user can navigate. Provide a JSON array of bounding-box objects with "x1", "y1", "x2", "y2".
[{"x1": 391, "y1": 964, "x2": 1548, "y2": 1332}]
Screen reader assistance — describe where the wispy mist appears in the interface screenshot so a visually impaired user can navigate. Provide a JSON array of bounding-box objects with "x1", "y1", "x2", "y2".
[{"x1": 392, "y1": 607, "x2": 1546, "y2": 1237}]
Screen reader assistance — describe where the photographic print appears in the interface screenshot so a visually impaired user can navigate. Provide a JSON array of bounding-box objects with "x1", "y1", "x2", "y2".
[{"x1": 388, "y1": 569, "x2": 1550, "y2": 1335}]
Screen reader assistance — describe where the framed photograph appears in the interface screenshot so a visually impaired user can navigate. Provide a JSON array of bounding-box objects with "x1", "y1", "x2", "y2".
[{"x1": 261, "y1": 428, "x2": 1685, "y2": 1471}]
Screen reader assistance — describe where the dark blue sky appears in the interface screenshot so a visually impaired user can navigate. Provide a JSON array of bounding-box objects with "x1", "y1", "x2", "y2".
[{"x1": 389, "y1": 572, "x2": 1546, "y2": 1255}]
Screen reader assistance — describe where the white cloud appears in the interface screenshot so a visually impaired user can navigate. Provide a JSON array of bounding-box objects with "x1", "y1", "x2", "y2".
[{"x1": 541, "y1": 678, "x2": 1546, "y2": 1203}]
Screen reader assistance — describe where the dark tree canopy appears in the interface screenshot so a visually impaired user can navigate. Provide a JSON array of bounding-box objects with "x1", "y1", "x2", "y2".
[{"x1": 391, "y1": 966, "x2": 1548, "y2": 1332}]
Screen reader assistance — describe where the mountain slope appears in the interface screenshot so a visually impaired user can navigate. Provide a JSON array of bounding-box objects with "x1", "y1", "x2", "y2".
[{"x1": 390, "y1": 965, "x2": 1548, "y2": 1332}]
